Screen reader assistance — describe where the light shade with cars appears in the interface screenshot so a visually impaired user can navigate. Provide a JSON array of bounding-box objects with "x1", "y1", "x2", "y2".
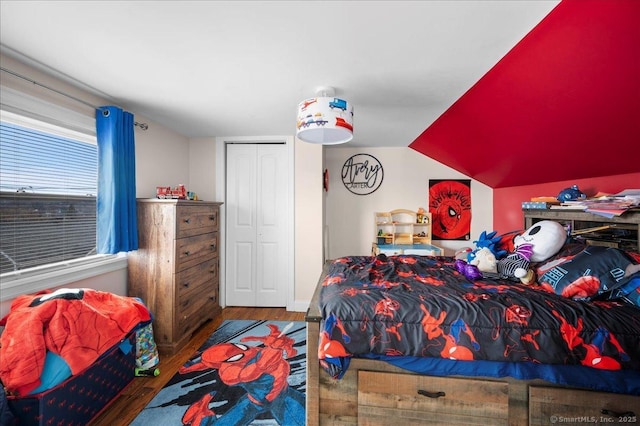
[{"x1": 296, "y1": 88, "x2": 353, "y2": 144}]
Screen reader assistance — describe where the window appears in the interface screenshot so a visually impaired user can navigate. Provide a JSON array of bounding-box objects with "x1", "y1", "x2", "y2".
[{"x1": 0, "y1": 114, "x2": 97, "y2": 275}]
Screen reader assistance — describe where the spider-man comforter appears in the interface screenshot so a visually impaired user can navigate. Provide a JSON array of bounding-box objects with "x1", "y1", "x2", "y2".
[
  {"x1": 0, "y1": 288, "x2": 151, "y2": 396},
  {"x1": 318, "y1": 255, "x2": 640, "y2": 383}
]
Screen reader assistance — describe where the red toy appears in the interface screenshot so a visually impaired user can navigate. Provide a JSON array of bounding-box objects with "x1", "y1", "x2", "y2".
[{"x1": 156, "y1": 184, "x2": 186, "y2": 199}]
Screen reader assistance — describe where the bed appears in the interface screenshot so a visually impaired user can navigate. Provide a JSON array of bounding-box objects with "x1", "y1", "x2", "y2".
[{"x1": 305, "y1": 244, "x2": 640, "y2": 425}]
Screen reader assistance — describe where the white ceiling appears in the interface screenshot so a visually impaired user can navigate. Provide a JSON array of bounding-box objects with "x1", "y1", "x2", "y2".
[{"x1": 0, "y1": 1, "x2": 559, "y2": 148}]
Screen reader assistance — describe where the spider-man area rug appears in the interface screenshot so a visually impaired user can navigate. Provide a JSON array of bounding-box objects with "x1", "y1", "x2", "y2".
[{"x1": 131, "y1": 320, "x2": 306, "y2": 426}]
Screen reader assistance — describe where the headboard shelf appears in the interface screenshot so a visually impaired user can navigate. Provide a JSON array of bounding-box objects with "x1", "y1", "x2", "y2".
[{"x1": 523, "y1": 209, "x2": 640, "y2": 251}]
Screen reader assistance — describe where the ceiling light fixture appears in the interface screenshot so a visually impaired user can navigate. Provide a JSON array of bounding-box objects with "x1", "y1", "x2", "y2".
[{"x1": 296, "y1": 86, "x2": 353, "y2": 145}]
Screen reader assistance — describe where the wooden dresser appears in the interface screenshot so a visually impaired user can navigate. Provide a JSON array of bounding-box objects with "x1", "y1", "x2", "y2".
[{"x1": 128, "y1": 199, "x2": 223, "y2": 354}]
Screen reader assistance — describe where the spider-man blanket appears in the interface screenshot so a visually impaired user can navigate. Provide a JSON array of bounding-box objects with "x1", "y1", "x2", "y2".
[
  {"x1": 0, "y1": 288, "x2": 151, "y2": 396},
  {"x1": 318, "y1": 255, "x2": 640, "y2": 384}
]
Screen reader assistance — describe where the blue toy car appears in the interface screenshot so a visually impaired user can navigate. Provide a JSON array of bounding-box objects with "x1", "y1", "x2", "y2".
[{"x1": 329, "y1": 98, "x2": 347, "y2": 111}]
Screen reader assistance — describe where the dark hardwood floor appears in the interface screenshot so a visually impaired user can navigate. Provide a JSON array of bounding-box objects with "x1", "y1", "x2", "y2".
[{"x1": 90, "y1": 307, "x2": 306, "y2": 426}]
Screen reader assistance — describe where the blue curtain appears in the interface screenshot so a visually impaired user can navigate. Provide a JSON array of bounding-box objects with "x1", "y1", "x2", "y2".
[{"x1": 95, "y1": 106, "x2": 138, "y2": 253}]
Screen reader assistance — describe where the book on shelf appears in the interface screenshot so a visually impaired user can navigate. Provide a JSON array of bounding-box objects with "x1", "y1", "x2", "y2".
[
  {"x1": 521, "y1": 201, "x2": 559, "y2": 209},
  {"x1": 582, "y1": 193, "x2": 639, "y2": 218},
  {"x1": 586, "y1": 209, "x2": 626, "y2": 219},
  {"x1": 526, "y1": 189, "x2": 640, "y2": 216},
  {"x1": 550, "y1": 202, "x2": 587, "y2": 210},
  {"x1": 530, "y1": 196, "x2": 559, "y2": 203}
]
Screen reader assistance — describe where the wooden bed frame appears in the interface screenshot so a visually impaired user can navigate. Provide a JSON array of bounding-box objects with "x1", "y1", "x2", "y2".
[{"x1": 305, "y1": 264, "x2": 640, "y2": 426}]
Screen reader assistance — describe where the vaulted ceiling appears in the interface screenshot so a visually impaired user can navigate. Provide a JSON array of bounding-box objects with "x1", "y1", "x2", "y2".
[{"x1": 409, "y1": 0, "x2": 640, "y2": 188}]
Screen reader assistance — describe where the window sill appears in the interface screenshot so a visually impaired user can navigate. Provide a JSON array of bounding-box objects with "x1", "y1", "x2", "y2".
[{"x1": 0, "y1": 254, "x2": 128, "y2": 302}]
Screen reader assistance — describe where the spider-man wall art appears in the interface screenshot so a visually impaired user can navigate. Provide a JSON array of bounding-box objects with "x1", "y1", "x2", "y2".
[{"x1": 428, "y1": 179, "x2": 471, "y2": 240}]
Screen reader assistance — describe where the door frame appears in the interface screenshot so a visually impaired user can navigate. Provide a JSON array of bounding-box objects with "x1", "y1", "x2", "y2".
[{"x1": 215, "y1": 135, "x2": 295, "y2": 310}]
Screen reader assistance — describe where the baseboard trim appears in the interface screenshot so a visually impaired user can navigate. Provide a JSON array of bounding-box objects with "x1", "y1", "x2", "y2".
[{"x1": 291, "y1": 299, "x2": 310, "y2": 313}]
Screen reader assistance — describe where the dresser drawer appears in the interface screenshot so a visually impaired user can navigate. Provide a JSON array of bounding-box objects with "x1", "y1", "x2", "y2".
[
  {"x1": 175, "y1": 232, "x2": 218, "y2": 271},
  {"x1": 176, "y1": 205, "x2": 219, "y2": 238},
  {"x1": 358, "y1": 371, "x2": 508, "y2": 425},
  {"x1": 177, "y1": 278, "x2": 216, "y2": 337},
  {"x1": 176, "y1": 258, "x2": 218, "y2": 300},
  {"x1": 529, "y1": 386, "x2": 639, "y2": 426}
]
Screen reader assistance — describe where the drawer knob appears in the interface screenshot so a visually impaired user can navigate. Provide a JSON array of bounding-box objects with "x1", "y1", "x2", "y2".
[
  {"x1": 209, "y1": 215, "x2": 216, "y2": 221},
  {"x1": 183, "y1": 282, "x2": 190, "y2": 288},
  {"x1": 417, "y1": 390, "x2": 445, "y2": 399},
  {"x1": 184, "y1": 250, "x2": 191, "y2": 256},
  {"x1": 210, "y1": 244, "x2": 216, "y2": 250},
  {"x1": 184, "y1": 218, "x2": 191, "y2": 224}
]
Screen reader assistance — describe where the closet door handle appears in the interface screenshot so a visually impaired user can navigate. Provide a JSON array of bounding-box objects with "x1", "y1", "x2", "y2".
[{"x1": 417, "y1": 390, "x2": 445, "y2": 399}]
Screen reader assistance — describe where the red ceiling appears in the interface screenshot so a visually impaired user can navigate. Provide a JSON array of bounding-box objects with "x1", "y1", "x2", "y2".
[{"x1": 409, "y1": 0, "x2": 640, "y2": 188}]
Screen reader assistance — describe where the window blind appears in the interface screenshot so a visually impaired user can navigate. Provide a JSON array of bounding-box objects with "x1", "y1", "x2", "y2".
[{"x1": 0, "y1": 121, "x2": 97, "y2": 274}]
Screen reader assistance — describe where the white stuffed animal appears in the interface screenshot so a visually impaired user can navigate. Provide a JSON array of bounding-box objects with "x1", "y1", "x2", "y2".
[
  {"x1": 497, "y1": 220, "x2": 567, "y2": 284},
  {"x1": 469, "y1": 247, "x2": 497, "y2": 273}
]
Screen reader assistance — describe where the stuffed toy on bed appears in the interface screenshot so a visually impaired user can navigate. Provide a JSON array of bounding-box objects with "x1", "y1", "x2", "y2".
[
  {"x1": 470, "y1": 247, "x2": 498, "y2": 273},
  {"x1": 467, "y1": 230, "x2": 507, "y2": 262},
  {"x1": 455, "y1": 247, "x2": 499, "y2": 281},
  {"x1": 455, "y1": 230, "x2": 505, "y2": 280},
  {"x1": 497, "y1": 220, "x2": 567, "y2": 284}
]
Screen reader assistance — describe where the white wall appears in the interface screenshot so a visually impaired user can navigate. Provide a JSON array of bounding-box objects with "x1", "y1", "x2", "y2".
[
  {"x1": 188, "y1": 137, "x2": 217, "y2": 202},
  {"x1": 134, "y1": 115, "x2": 190, "y2": 198},
  {"x1": 325, "y1": 147, "x2": 493, "y2": 257},
  {"x1": 294, "y1": 140, "x2": 324, "y2": 305}
]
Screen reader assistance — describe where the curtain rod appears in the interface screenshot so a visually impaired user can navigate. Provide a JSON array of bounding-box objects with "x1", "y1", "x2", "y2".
[{"x1": 1, "y1": 66, "x2": 148, "y2": 130}]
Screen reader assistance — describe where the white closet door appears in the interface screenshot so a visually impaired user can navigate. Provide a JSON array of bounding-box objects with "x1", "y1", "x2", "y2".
[{"x1": 226, "y1": 143, "x2": 288, "y2": 306}]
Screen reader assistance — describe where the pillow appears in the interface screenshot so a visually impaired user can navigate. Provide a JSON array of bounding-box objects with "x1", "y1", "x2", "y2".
[
  {"x1": 536, "y1": 245, "x2": 639, "y2": 301},
  {"x1": 626, "y1": 250, "x2": 640, "y2": 263},
  {"x1": 619, "y1": 276, "x2": 640, "y2": 307},
  {"x1": 532, "y1": 242, "x2": 587, "y2": 278}
]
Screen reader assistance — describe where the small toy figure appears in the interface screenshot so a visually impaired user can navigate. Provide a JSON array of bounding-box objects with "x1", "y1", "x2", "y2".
[
  {"x1": 455, "y1": 247, "x2": 497, "y2": 281},
  {"x1": 469, "y1": 247, "x2": 497, "y2": 273},
  {"x1": 557, "y1": 185, "x2": 586, "y2": 202}
]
